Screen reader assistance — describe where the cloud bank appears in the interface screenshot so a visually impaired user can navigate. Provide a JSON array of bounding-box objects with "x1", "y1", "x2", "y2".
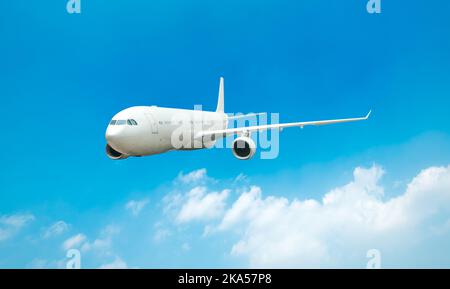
[
  {"x1": 168, "y1": 165, "x2": 450, "y2": 267},
  {"x1": 3, "y1": 164, "x2": 450, "y2": 268}
]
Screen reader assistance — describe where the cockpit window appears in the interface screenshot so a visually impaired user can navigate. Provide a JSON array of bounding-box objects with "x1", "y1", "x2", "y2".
[{"x1": 110, "y1": 119, "x2": 137, "y2": 126}]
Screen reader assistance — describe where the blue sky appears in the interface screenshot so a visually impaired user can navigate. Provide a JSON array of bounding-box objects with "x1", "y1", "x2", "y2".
[{"x1": 1, "y1": 0, "x2": 450, "y2": 268}]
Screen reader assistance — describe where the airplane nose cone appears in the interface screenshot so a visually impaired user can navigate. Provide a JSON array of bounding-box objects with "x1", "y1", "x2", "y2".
[
  {"x1": 105, "y1": 127, "x2": 116, "y2": 142},
  {"x1": 105, "y1": 126, "x2": 125, "y2": 149}
]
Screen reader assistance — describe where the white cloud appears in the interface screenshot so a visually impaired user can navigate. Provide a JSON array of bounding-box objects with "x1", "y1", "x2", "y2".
[
  {"x1": 175, "y1": 186, "x2": 229, "y2": 223},
  {"x1": 42, "y1": 221, "x2": 69, "y2": 239},
  {"x1": 182, "y1": 243, "x2": 191, "y2": 252},
  {"x1": 125, "y1": 198, "x2": 149, "y2": 216},
  {"x1": 210, "y1": 164, "x2": 450, "y2": 268},
  {"x1": 153, "y1": 228, "x2": 171, "y2": 242},
  {"x1": 62, "y1": 233, "x2": 87, "y2": 251},
  {"x1": 177, "y1": 168, "x2": 207, "y2": 184},
  {"x1": 233, "y1": 173, "x2": 248, "y2": 183},
  {"x1": 81, "y1": 237, "x2": 111, "y2": 253},
  {"x1": 218, "y1": 186, "x2": 263, "y2": 231},
  {"x1": 81, "y1": 225, "x2": 120, "y2": 254},
  {"x1": 98, "y1": 257, "x2": 128, "y2": 269},
  {"x1": 0, "y1": 213, "x2": 35, "y2": 242},
  {"x1": 0, "y1": 213, "x2": 35, "y2": 227},
  {"x1": 58, "y1": 225, "x2": 123, "y2": 268}
]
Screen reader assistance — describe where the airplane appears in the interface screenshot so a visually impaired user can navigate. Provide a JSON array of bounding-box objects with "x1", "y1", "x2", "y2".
[{"x1": 105, "y1": 77, "x2": 371, "y2": 160}]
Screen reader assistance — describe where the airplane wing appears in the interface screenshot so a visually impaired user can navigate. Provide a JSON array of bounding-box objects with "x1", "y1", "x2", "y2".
[{"x1": 197, "y1": 110, "x2": 371, "y2": 138}]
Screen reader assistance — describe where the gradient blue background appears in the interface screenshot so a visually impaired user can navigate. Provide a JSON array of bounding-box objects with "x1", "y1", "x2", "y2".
[{"x1": 1, "y1": 0, "x2": 450, "y2": 268}]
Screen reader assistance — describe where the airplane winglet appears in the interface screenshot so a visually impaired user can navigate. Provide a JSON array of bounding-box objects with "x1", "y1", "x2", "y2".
[{"x1": 365, "y1": 110, "x2": 372, "y2": 119}]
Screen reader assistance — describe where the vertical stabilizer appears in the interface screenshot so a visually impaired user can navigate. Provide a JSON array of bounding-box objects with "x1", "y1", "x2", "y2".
[{"x1": 216, "y1": 77, "x2": 224, "y2": 113}]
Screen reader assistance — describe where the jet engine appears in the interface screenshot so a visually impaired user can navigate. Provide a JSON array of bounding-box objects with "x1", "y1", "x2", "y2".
[
  {"x1": 232, "y1": 137, "x2": 256, "y2": 160},
  {"x1": 105, "y1": 144, "x2": 128, "y2": 160}
]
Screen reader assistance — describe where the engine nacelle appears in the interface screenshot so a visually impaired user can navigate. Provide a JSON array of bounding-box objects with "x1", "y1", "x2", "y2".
[
  {"x1": 106, "y1": 144, "x2": 128, "y2": 160},
  {"x1": 232, "y1": 137, "x2": 256, "y2": 160}
]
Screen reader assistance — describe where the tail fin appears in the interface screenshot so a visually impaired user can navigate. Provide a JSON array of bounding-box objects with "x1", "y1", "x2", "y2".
[{"x1": 216, "y1": 77, "x2": 224, "y2": 113}]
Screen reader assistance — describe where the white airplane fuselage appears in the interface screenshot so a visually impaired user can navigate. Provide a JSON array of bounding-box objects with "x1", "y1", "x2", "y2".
[{"x1": 105, "y1": 106, "x2": 227, "y2": 158}]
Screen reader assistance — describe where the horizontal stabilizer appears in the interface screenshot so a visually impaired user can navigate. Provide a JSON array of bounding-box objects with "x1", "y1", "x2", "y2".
[{"x1": 227, "y1": 112, "x2": 266, "y2": 120}]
